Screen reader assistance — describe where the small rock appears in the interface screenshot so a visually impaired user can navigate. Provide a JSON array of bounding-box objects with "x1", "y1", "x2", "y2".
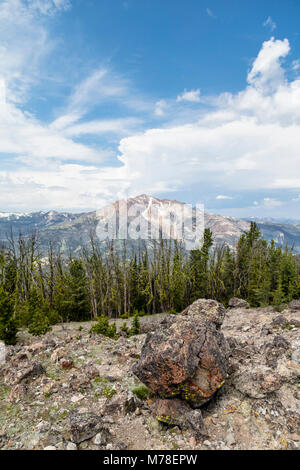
[
  {"x1": 155, "y1": 398, "x2": 205, "y2": 437},
  {"x1": 103, "y1": 394, "x2": 124, "y2": 414},
  {"x1": 93, "y1": 432, "x2": 107, "y2": 446},
  {"x1": 189, "y1": 437, "x2": 197, "y2": 448},
  {"x1": 50, "y1": 348, "x2": 66, "y2": 363},
  {"x1": 203, "y1": 440, "x2": 211, "y2": 447},
  {"x1": 228, "y1": 298, "x2": 250, "y2": 309},
  {"x1": 0, "y1": 341, "x2": 6, "y2": 365},
  {"x1": 36, "y1": 421, "x2": 51, "y2": 433},
  {"x1": 66, "y1": 442, "x2": 77, "y2": 451},
  {"x1": 19, "y1": 362, "x2": 46, "y2": 383},
  {"x1": 60, "y1": 358, "x2": 74, "y2": 370},
  {"x1": 271, "y1": 315, "x2": 288, "y2": 328},
  {"x1": 288, "y1": 300, "x2": 300, "y2": 311},
  {"x1": 71, "y1": 394, "x2": 84, "y2": 403},
  {"x1": 44, "y1": 446, "x2": 57, "y2": 451},
  {"x1": 28, "y1": 343, "x2": 44, "y2": 353},
  {"x1": 69, "y1": 412, "x2": 107, "y2": 444},
  {"x1": 124, "y1": 392, "x2": 142, "y2": 414},
  {"x1": 225, "y1": 431, "x2": 236, "y2": 446}
]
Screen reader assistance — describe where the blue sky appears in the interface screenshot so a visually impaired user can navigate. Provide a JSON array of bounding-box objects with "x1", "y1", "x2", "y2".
[{"x1": 0, "y1": 0, "x2": 300, "y2": 218}]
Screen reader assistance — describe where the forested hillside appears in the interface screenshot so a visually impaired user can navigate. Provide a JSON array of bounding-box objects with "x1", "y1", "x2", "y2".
[{"x1": 0, "y1": 222, "x2": 299, "y2": 346}]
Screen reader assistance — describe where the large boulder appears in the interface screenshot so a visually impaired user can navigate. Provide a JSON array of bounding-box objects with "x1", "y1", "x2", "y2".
[{"x1": 133, "y1": 299, "x2": 229, "y2": 407}]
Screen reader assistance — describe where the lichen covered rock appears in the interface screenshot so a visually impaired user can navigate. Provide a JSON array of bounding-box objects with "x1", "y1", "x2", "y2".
[
  {"x1": 69, "y1": 412, "x2": 108, "y2": 444},
  {"x1": 154, "y1": 398, "x2": 204, "y2": 437},
  {"x1": 133, "y1": 299, "x2": 229, "y2": 407}
]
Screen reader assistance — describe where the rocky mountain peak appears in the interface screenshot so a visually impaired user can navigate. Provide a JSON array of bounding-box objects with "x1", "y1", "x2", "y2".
[{"x1": 1, "y1": 195, "x2": 300, "y2": 253}]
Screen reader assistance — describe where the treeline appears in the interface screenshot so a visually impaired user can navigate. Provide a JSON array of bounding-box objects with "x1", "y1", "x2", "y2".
[{"x1": 0, "y1": 223, "x2": 299, "y2": 344}]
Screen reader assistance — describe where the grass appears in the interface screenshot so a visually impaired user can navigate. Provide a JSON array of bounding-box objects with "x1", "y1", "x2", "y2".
[
  {"x1": 132, "y1": 384, "x2": 150, "y2": 400},
  {"x1": 102, "y1": 386, "x2": 117, "y2": 400}
]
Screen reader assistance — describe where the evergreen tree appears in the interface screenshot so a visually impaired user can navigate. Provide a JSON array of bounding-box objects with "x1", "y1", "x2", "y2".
[
  {"x1": 129, "y1": 311, "x2": 140, "y2": 336},
  {"x1": 189, "y1": 228, "x2": 213, "y2": 302},
  {"x1": 28, "y1": 308, "x2": 51, "y2": 336},
  {"x1": 0, "y1": 287, "x2": 18, "y2": 345},
  {"x1": 57, "y1": 259, "x2": 90, "y2": 321}
]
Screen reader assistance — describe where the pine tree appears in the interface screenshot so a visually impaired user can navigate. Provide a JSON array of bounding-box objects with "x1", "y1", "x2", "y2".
[
  {"x1": 280, "y1": 246, "x2": 298, "y2": 302},
  {"x1": 0, "y1": 287, "x2": 18, "y2": 345},
  {"x1": 171, "y1": 241, "x2": 187, "y2": 312},
  {"x1": 129, "y1": 311, "x2": 140, "y2": 336},
  {"x1": 189, "y1": 228, "x2": 213, "y2": 302},
  {"x1": 28, "y1": 307, "x2": 51, "y2": 336},
  {"x1": 272, "y1": 280, "x2": 285, "y2": 311},
  {"x1": 57, "y1": 259, "x2": 90, "y2": 321}
]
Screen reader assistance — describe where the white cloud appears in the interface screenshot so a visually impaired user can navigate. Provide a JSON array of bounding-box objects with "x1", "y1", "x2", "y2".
[
  {"x1": 292, "y1": 59, "x2": 300, "y2": 71},
  {"x1": 62, "y1": 117, "x2": 142, "y2": 137},
  {"x1": 0, "y1": 0, "x2": 145, "y2": 205},
  {"x1": 28, "y1": 0, "x2": 71, "y2": 15},
  {"x1": 0, "y1": 164, "x2": 126, "y2": 211},
  {"x1": 262, "y1": 198, "x2": 283, "y2": 208},
  {"x1": 0, "y1": 1, "x2": 112, "y2": 169},
  {"x1": 0, "y1": 101, "x2": 109, "y2": 164},
  {"x1": 0, "y1": 0, "x2": 52, "y2": 103},
  {"x1": 273, "y1": 178, "x2": 300, "y2": 189},
  {"x1": 206, "y1": 8, "x2": 216, "y2": 19},
  {"x1": 263, "y1": 16, "x2": 277, "y2": 32},
  {"x1": 247, "y1": 37, "x2": 290, "y2": 92},
  {"x1": 1, "y1": 31, "x2": 300, "y2": 213},
  {"x1": 155, "y1": 100, "x2": 168, "y2": 116},
  {"x1": 177, "y1": 89, "x2": 201, "y2": 103},
  {"x1": 216, "y1": 195, "x2": 233, "y2": 200},
  {"x1": 113, "y1": 37, "x2": 300, "y2": 201},
  {"x1": 68, "y1": 69, "x2": 128, "y2": 114},
  {"x1": 247, "y1": 198, "x2": 283, "y2": 210}
]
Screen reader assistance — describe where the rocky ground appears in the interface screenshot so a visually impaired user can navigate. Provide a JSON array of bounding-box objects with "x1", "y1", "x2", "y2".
[{"x1": 0, "y1": 302, "x2": 299, "y2": 451}]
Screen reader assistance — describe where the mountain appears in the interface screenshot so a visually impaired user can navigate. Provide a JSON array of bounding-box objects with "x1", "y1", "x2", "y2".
[
  {"x1": 0, "y1": 210, "x2": 83, "y2": 236},
  {"x1": 0, "y1": 211, "x2": 84, "y2": 253},
  {"x1": 246, "y1": 216, "x2": 300, "y2": 225},
  {"x1": 1, "y1": 195, "x2": 300, "y2": 253},
  {"x1": 256, "y1": 221, "x2": 300, "y2": 252}
]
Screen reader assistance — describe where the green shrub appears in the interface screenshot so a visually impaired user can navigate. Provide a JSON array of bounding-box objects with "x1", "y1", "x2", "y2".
[
  {"x1": 120, "y1": 321, "x2": 129, "y2": 335},
  {"x1": 28, "y1": 309, "x2": 52, "y2": 336},
  {"x1": 120, "y1": 315, "x2": 141, "y2": 337},
  {"x1": 167, "y1": 308, "x2": 179, "y2": 315},
  {"x1": 128, "y1": 312, "x2": 140, "y2": 337},
  {"x1": 47, "y1": 309, "x2": 61, "y2": 325},
  {"x1": 135, "y1": 310, "x2": 147, "y2": 317},
  {"x1": 89, "y1": 315, "x2": 118, "y2": 339},
  {"x1": 132, "y1": 384, "x2": 149, "y2": 400}
]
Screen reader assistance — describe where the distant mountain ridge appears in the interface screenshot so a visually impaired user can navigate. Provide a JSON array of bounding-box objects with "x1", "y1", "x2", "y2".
[{"x1": 1, "y1": 196, "x2": 300, "y2": 253}]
